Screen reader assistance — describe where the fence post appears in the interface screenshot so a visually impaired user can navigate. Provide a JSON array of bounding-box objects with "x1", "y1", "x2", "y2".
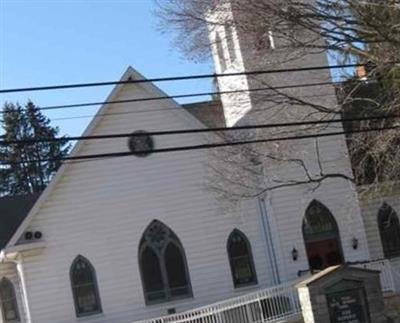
[
  {"x1": 257, "y1": 298, "x2": 265, "y2": 322},
  {"x1": 385, "y1": 260, "x2": 396, "y2": 294},
  {"x1": 245, "y1": 301, "x2": 253, "y2": 322}
]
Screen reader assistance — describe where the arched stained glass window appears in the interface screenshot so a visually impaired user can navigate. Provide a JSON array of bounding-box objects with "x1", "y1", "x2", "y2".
[
  {"x1": 227, "y1": 229, "x2": 257, "y2": 288},
  {"x1": 70, "y1": 256, "x2": 102, "y2": 317},
  {"x1": 139, "y1": 220, "x2": 192, "y2": 304},
  {"x1": 0, "y1": 277, "x2": 20, "y2": 323},
  {"x1": 378, "y1": 203, "x2": 400, "y2": 258},
  {"x1": 303, "y1": 200, "x2": 339, "y2": 239}
]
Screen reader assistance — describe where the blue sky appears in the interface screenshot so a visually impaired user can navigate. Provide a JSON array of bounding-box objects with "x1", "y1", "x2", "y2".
[{"x1": 0, "y1": 0, "x2": 213, "y2": 136}]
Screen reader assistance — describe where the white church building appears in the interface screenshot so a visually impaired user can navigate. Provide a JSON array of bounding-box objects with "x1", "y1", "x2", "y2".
[{"x1": 0, "y1": 2, "x2": 399, "y2": 323}]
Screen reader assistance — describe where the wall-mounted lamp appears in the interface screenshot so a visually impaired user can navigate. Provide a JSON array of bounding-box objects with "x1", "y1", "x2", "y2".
[
  {"x1": 352, "y1": 237, "x2": 359, "y2": 250},
  {"x1": 292, "y1": 247, "x2": 298, "y2": 261}
]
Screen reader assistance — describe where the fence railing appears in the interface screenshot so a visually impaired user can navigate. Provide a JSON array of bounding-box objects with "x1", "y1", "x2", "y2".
[
  {"x1": 132, "y1": 259, "x2": 399, "y2": 323},
  {"x1": 133, "y1": 282, "x2": 301, "y2": 323},
  {"x1": 387, "y1": 260, "x2": 400, "y2": 293},
  {"x1": 351, "y1": 258, "x2": 396, "y2": 293}
]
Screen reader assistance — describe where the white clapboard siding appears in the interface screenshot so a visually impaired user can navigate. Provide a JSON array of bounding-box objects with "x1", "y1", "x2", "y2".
[
  {"x1": 359, "y1": 191, "x2": 400, "y2": 266},
  {"x1": 263, "y1": 176, "x2": 370, "y2": 282},
  {"x1": 209, "y1": 5, "x2": 370, "y2": 284},
  {"x1": 6, "y1": 49, "x2": 373, "y2": 323},
  {"x1": 14, "y1": 74, "x2": 275, "y2": 323}
]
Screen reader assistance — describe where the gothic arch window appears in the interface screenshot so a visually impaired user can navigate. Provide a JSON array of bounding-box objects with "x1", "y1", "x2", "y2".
[
  {"x1": 70, "y1": 255, "x2": 102, "y2": 317},
  {"x1": 303, "y1": 200, "x2": 343, "y2": 271},
  {"x1": 139, "y1": 220, "x2": 192, "y2": 304},
  {"x1": 0, "y1": 278, "x2": 19, "y2": 323},
  {"x1": 215, "y1": 33, "x2": 227, "y2": 71},
  {"x1": 227, "y1": 229, "x2": 257, "y2": 288},
  {"x1": 378, "y1": 203, "x2": 400, "y2": 258},
  {"x1": 303, "y1": 201, "x2": 339, "y2": 238}
]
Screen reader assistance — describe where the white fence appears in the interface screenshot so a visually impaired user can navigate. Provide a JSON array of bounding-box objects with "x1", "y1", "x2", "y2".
[
  {"x1": 133, "y1": 283, "x2": 301, "y2": 323},
  {"x1": 133, "y1": 259, "x2": 399, "y2": 323},
  {"x1": 390, "y1": 265, "x2": 400, "y2": 293},
  {"x1": 351, "y1": 258, "x2": 396, "y2": 293}
]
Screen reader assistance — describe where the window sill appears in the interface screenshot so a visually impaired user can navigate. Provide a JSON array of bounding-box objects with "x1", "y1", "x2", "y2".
[
  {"x1": 76, "y1": 312, "x2": 104, "y2": 321},
  {"x1": 145, "y1": 294, "x2": 194, "y2": 307},
  {"x1": 3, "y1": 319, "x2": 20, "y2": 323},
  {"x1": 232, "y1": 282, "x2": 259, "y2": 293}
]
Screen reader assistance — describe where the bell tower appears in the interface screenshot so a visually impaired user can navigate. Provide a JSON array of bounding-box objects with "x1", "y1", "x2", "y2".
[
  {"x1": 206, "y1": 0, "x2": 371, "y2": 283},
  {"x1": 207, "y1": 1, "x2": 253, "y2": 127},
  {"x1": 207, "y1": 1, "x2": 335, "y2": 128}
]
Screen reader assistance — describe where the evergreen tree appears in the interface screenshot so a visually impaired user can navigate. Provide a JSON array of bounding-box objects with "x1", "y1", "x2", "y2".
[{"x1": 0, "y1": 101, "x2": 70, "y2": 195}]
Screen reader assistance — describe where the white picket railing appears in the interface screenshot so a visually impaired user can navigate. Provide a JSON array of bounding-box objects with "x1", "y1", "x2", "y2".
[
  {"x1": 387, "y1": 260, "x2": 400, "y2": 293},
  {"x1": 351, "y1": 258, "x2": 396, "y2": 293},
  {"x1": 132, "y1": 259, "x2": 399, "y2": 323},
  {"x1": 133, "y1": 282, "x2": 301, "y2": 323}
]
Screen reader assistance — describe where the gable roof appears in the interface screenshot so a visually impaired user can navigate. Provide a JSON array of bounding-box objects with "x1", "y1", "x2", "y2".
[
  {"x1": 4, "y1": 66, "x2": 223, "y2": 250},
  {"x1": 182, "y1": 100, "x2": 225, "y2": 128},
  {"x1": 0, "y1": 193, "x2": 40, "y2": 249}
]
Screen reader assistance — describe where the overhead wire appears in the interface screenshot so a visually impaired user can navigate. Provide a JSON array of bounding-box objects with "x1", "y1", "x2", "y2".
[
  {"x1": 49, "y1": 91, "x2": 339, "y2": 122},
  {"x1": 1, "y1": 77, "x2": 379, "y2": 123},
  {"x1": 0, "y1": 113, "x2": 399, "y2": 145},
  {"x1": 0, "y1": 62, "x2": 382, "y2": 94},
  {"x1": 1, "y1": 63, "x2": 398, "y2": 165},
  {"x1": 2, "y1": 123, "x2": 398, "y2": 166},
  {"x1": 38, "y1": 80, "x2": 340, "y2": 112}
]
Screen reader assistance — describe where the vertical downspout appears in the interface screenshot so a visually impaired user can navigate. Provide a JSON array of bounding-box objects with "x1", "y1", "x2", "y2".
[
  {"x1": 258, "y1": 196, "x2": 281, "y2": 285},
  {"x1": 15, "y1": 254, "x2": 32, "y2": 323}
]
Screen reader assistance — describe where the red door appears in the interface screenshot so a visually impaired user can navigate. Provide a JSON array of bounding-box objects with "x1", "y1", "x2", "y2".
[
  {"x1": 305, "y1": 238, "x2": 343, "y2": 272},
  {"x1": 303, "y1": 200, "x2": 344, "y2": 273}
]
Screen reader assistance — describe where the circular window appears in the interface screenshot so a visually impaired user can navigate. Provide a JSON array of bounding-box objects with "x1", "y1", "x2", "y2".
[{"x1": 128, "y1": 130, "x2": 154, "y2": 157}]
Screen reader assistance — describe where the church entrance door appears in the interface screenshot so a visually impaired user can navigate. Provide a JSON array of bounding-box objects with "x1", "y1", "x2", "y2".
[{"x1": 302, "y1": 200, "x2": 344, "y2": 272}]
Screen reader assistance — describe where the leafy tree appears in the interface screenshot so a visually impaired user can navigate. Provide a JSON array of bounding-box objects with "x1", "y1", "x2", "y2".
[{"x1": 0, "y1": 101, "x2": 70, "y2": 195}]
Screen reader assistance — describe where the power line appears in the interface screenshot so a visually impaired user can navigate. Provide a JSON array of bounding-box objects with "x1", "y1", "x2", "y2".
[
  {"x1": 49, "y1": 92, "x2": 338, "y2": 122},
  {"x1": 0, "y1": 113, "x2": 398, "y2": 145},
  {"x1": 2, "y1": 114, "x2": 400, "y2": 145},
  {"x1": 41, "y1": 79, "x2": 380, "y2": 122},
  {"x1": 3, "y1": 124, "x2": 398, "y2": 166},
  {"x1": 38, "y1": 80, "x2": 339, "y2": 112},
  {"x1": 0, "y1": 63, "x2": 373, "y2": 94},
  {"x1": 1, "y1": 76, "x2": 372, "y2": 123}
]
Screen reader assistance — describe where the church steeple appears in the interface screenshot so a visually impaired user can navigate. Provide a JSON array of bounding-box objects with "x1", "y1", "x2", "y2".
[
  {"x1": 207, "y1": 1, "x2": 335, "y2": 128},
  {"x1": 207, "y1": 1, "x2": 252, "y2": 127}
]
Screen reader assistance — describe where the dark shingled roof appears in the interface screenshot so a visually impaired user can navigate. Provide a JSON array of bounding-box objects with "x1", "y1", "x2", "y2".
[
  {"x1": 182, "y1": 100, "x2": 225, "y2": 128},
  {"x1": 0, "y1": 193, "x2": 40, "y2": 250}
]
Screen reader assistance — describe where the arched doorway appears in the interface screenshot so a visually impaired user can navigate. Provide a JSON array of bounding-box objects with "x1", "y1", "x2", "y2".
[
  {"x1": 378, "y1": 203, "x2": 400, "y2": 258},
  {"x1": 302, "y1": 200, "x2": 344, "y2": 272}
]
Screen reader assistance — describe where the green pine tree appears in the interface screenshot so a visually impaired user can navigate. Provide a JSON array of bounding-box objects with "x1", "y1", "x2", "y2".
[{"x1": 0, "y1": 101, "x2": 70, "y2": 195}]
